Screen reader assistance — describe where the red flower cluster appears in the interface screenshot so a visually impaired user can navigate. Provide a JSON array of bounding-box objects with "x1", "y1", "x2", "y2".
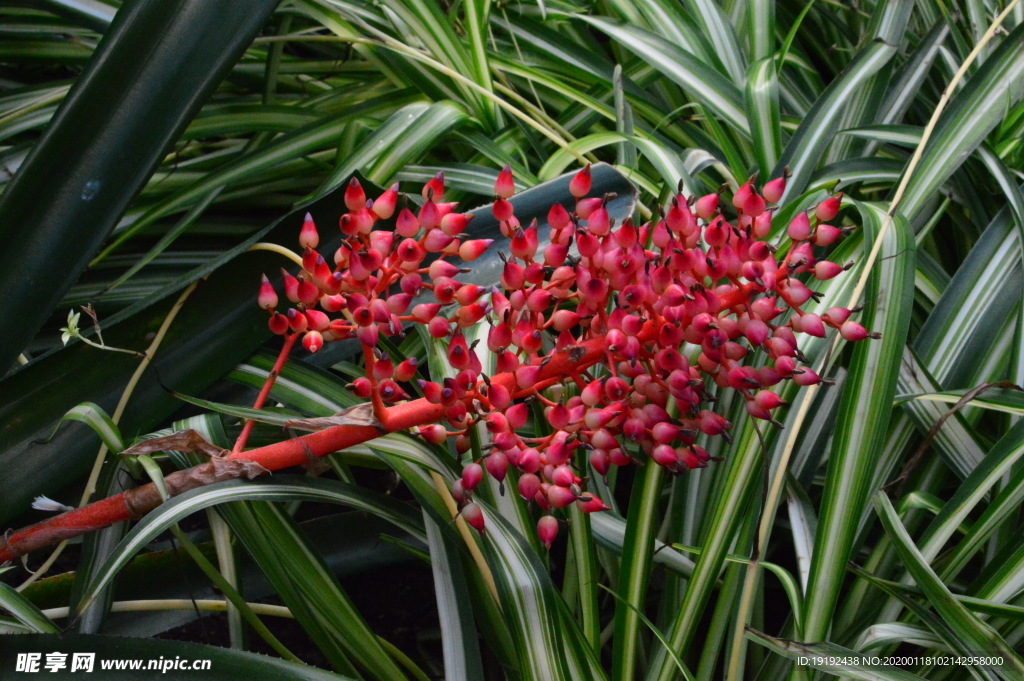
[{"x1": 257, "y1": 167, "x2": 871, "y2": 545}]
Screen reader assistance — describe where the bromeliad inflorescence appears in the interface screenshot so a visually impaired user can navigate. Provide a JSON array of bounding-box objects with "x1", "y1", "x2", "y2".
[{"x1": 257, "y1": 167, "x2": 874, "y2": 546}]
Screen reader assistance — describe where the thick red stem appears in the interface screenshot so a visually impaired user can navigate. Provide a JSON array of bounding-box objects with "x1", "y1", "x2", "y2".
[{"x1": 0, "y1": 324, "x2": 656, "y2": 564}]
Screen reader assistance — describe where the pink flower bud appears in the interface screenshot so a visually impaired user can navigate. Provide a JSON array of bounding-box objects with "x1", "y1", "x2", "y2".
[
  {"x1": 400, "y1": 274, "x2": 423, "y2": 296},
  {"x1": 419, "y1": 380, "x2": 443, "y2": 404},
  {"x1": 356, "y1": 325, "x2": 379, "y2": 347},
  {"x1": 551, "y1": 465, "x2": 575, "y2": 487},
  {"x1": 410, "y1": 303, "x2": 440, "y2": 323},
  {"x1": 461, "y1": 463, "x2": 484, "y2": 491},
  {"x1": 694, "y1": 193, "x2": 719, "y2": 220},
  {"x1": 569, "y1": 164, "x2": 592, "y2": 198},
  {"x1": 287, "y1": 308, "x2": 308, "y2": 333},
  {"x1": 752, "y1": 211, "x2": 773, "y2": 238},
  {"x1": 813, "y1": 261, "x2": 844, "y2": 280},
  {"x1": 496, "y1": 350, "x2": 519, "y2": 373},
  {"x1": 814, "y1": 225, "x2": 842, "y2": 247},
  {"x1": 587, "y1": 206, "x2": 610, "y2": 236},
  {"x1": 391, "y1": 357, "x2": 417, "y2": 382},
  {"x1": 840, "y1": 320, "x2": 869, "y2": 342},
  {"x1": 440, "y1": 212, "x2": 474, "y2": 237},
  {"x1": 258, "y1": 275, "x2": 278, "y2": 311},
  {"x1": 459, "y1": 239, "x2": 492, "y2": 261},
  {"x1": 518, "y1": 473, "x2": 541, "y2": 500},
  {"x1": 823, "y1": 307, "x2": 852, "y2": 326},
  {"x1": 423, "y1": 229, "x2": 454, "y2": 252},
  {"x1": 589, "y1": 449, "x2": 610, "y2": 477},
  {"x1": 788, "y1": 213, "x2": 812, "y2": 241},
  {"x1": 302, "y1": 330, "x2": 323, "y2": 353},
  {"x1": 550, "y1": 309, "x2": 581, "y2": 332},
  {"x1": 548, "y1": 202, "x2": 571, "y2": 230},
  {"x1": 268, "y1": 313, "x2": 288, "y2": 335},
  {"x1": 450, "y1": 480, "x2": 466, "y2": 504},
  {"x1": 575, "y1": 197, "x2": 603, "y2": 219},
  {"x1": 305, "y1": 309, "x2": 330, "y2": 332},
  {"x1": 742, "y1": 191, "x2": 766, "y2": 218},
  {"x1": 753, "y1": 390, "x2": 785, "y2": 411},
  {"x1": 485, "y1": 451, "x2": 509, "y2": 482},
  {"x1": 543, "y1": 242, "x2": 569, "y2": 267},
  {"x1": 546, "y1": 403, "x2": 571, "y2": 430},
  {"x1": 506, "y1": 403, "x2": 528, "y2": 429},
  {"x1": 397, "y1": 238, "x2": 426, "y2": 263},
  {"x1": 396, "y1": 208, "x2": 419, "y2": 237},
  {"x1": 577, "y1": 495, "x2": 609, "y2": 513},
  {"x1": 461, "y1": 502, "x2": 485, "y2": 532},
  {"x1": 495, "y1": 164, "x2": 515, "y2": 199},
  {"x1": 493, "y1": 198, "x2": 513, "y2": 222},
  {"x1": 344, "y1": 178, "x2": 366, "y2": 211},
  {"x1": 793, "y1": 312, "x2": 825, "y2": 337},
  {"x1": 299, "y1": 213, "x2": 319, "y2": 249},
  {"x1": 423, "y1": 172, "x2": 445, "y2": 202},
  {"x1": 518, "y1": 447, "x2": 541, "y2": 473},
  {"x1": 537, "y1": 515, "x2": 559, "y2": 548},
  {"x1": 793, "y1": 368, "x2": 821, "y2": 386},
  {"x1": 516, "y1": 364, "x2": 542, "y2": 389},
  {"x1": 447, "y1": 334, "x2": 471, "y2": 369},
  {"x1": 762, "y1": 176, "x2": 786, "y2": 204},
  {"x1": 372, "y1": 183, "x2": 399, "y2": 219},
  {"x1": 547, "y1": 485, "x2": 577, "y2": 508},
  {"x1": 651, "y1": 444, "x2": 678, "y2": 468},
  {"x1": 815, "y1": 194, "x2": 842, "y2": 221}
]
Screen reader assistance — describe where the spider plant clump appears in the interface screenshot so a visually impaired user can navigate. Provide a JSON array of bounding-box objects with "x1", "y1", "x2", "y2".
[{"x1": 255, "y1": 166, "x2": 872, "y2": 542}]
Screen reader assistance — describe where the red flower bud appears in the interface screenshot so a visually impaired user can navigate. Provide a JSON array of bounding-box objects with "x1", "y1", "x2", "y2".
[
  {"x1": 547, "y1": 485, "x2": 577, "y2": 508},
  {"x1": 440, "y1": 212, "x2": 473, "y2": 237},
  {"x1": 396, "y1": 208, "x2": 419, "y2": 237},
  {"x1": 459, "y1": 239, "x2": 492, "y2": 262},
  {"x1": 305, "y1": 309, "x2": 330, "y2": 332},
  {"x1": 506, "y1": 403, "x2": 528, "y2": 429},
  {"x1": 461, "y1": 462, "x2": 484, "y2": 491},
  {"x1": 495, "y1": 164, "x2": 515, "y2": 199},
  {"x1": 548, "y1": 202, "x2": 571, "y2": 230},
  {"x1": 815, "y1": 194, "x2": 842, "y2": 221},
  {"x1": 268, "y1": 313, "x2": 288, "y2": 335},
  {"x1": 762, "y1": 176, "x2": 786, "y2": 204},
  {"x1": 788, "y1": 213, "x2": 812, "y2": 241},
  {"x1": 299, "y1": 212, "x2": 319, "y2": 249},
  {"x1": 518, "y1": 473, "x2": 541, "y2": 500},
  {"x1": 423, "y1": 172, "x2": 445, "y2": 202},
  {"x1": 569, "y1": 164, "x2": 591, "y2": 198},
  {"x1": 813, "y1": 261, "x2": 844, "y2": 280},
  {"x1": 345, "y1": 178, "x2": 366, "y2": 211},
  {"x1": 840, "y1": 320, "x2": 870, "y2": 342},
  {"x1": 537, "y1": 515, "x2": 559, "y2": 548},
  {"x1": 753, "y1": 390, "x2": 785, "y2": 411},
  {"x1": 302, "y1": 330, "x2": 323, "y2": 353},
  {"x1": 258, "y1": 275, "x2": 278, "y2": 311},
  {"x1": 373, "y1": 183, "x2": 399, "y2": 219},
  {"x1": 694, "y1": 193, "x2": 719, "y2": 220},
  {"x1": 814, "y1": 225, "x2": 842, "y2": 247},
  {"x1": 485, "y1": 451, "x2": 509, "y2": 482},
  {"x1": 461, "y1": 502, "x2": 485, "y2": 532},
  {"x1": 493, "y1": 198, "x2": 513, "y2": 222}
]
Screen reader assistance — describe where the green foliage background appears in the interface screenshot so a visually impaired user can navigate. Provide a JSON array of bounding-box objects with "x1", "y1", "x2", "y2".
[{"x1": 2, "y1": 1, "x2": 1024, "y2": 680}]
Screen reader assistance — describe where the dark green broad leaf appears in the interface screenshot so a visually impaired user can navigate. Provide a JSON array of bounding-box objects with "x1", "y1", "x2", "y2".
[
  {"x1": 0, "y1": 0, "x2": 280, "y2": 374},
  {"x1": 0, "y1": 633, "x2": 354, "y2": 680},
  {"x1": 0, "y1": 184, "x2": 353, "y2": 525},
  {"x1": 450, "y1": 162, "x2": 636, "y2": 289}
]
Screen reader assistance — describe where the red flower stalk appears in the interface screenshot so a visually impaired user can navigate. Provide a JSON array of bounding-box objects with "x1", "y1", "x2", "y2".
[{"x1": 0, "y1": 168, "x2": 870, "y2": 563}]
